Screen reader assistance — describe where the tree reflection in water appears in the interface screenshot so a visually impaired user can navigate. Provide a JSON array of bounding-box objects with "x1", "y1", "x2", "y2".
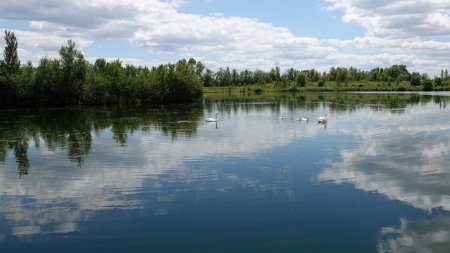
[
  {"x1": 0, "y1": 105, "x2": 204, "y2": 175},
  {"x1": 2, "y1": 93, "x2": 449, "y2": 176},
  {"x1": 0, "y1": 92, "x2": 449, "y2": 251}
]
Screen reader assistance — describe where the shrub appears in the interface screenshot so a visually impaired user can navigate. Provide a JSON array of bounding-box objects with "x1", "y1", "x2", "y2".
[
  {"x1": 397, "y1": 84, "x2": 408, "y2": 91},
  {"x1": 423, "y1": 79, "x2": 433, "y2": 91}
]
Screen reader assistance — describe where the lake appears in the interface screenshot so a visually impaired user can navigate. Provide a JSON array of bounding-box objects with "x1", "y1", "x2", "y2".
[{"x1": 0, "y1": 92, "x2": 449, "y2": 253}]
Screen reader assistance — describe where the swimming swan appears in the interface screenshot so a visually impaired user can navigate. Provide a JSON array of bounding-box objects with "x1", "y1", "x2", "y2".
[
  {"x1": 296, "y1": 116, "x2": 309, "y2": 121},
  {"x1": 206, "y1": 113, "x2": 219, "y2": 122},
  {"x1": 318, "y1": 114, "x2": 327, "y2": 123}
]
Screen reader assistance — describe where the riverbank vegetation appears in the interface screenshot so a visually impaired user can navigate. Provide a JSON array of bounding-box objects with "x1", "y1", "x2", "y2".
[
  {"x1": 202, "y1": 65, "x2": 450, "y2": 93},
  {"x1": 1, "y1": 30, "x2": 449, "y2": 107},
  {"x1": 0, "y1": 31, "x2": 203, "y2": 107}
]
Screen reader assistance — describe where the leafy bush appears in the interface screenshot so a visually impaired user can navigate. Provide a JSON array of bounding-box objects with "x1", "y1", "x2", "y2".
[
  {"x1": 423, "y1": 79, "x2": 433, "y2": 91},
  {"x1": 397, "y1": 84, "x2": 408, "y2": 91}
]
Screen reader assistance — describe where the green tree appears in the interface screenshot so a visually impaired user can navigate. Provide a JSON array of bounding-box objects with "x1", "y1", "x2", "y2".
[
  {"x1": 296, "y1": 72, "x2": 306, "y2": 87},
  {"x1": 94, "y1": 58, "x2": 107, "y2": 73},
  {"x1": 231, "y1": 69, "x2": 239, "y2": 85},
  {"x1": 171, "y1": 60, "x2": 203, "y2": 102},
  {"x1": 328, "y1": 67, "x2": 337, "y2": 81},
  {"x1": 84, "y1": 64, "x2": 109, "y2": 105},
  {"x1": 423, "y1": 79, "x2": 433, "y2": 91},
  {"x1": 32, "y1": 58, "x2": 62, "y2": 105},
  {"x1": 0, "y1": 30, "x2": 20, "y2": 105},
  {"x1": 254, "y1": 69, "x2": 267, "y2": 84},
  {"x1": 410, "y1": 73, "x2": 421, "y2": 86},
  {"x1": 202, "y1": 69, "x2": 214, "y2": 87},
  {"x1": 434, "y1": 77, "x2": 442, "y2": 87},
  {"x1": 269, "y1": 67, "x2": 281, "y2": 82},
  {"x1": 306, "y1": 69, "x2": 320, "y2": 82},
  {"x1": 195, "y1": 61, "x2": 205, "y2": 78},
  {"x1": 240, "y1": 69, "x2": 253, "y2": 85},
  {"x1": 150, "y1": 60, "x2": 203, "y2": 103},
  {"x1": 385, "y1": 64, "x2": 409, "y2": 82},
  {"x1": 18, "y1": 61, "x2": 33, "y2": 99},
  {"x1": 3, "y1": 30, "x2": 20, "y2": 75},
  {"x1": 369, "y1": 68, "x2": 383, "y2": 82},
  {"x1": 59, "y1": 40, "x2": 86, "y2": 104},
  {"x1": 214, "y1": 67, "x2": 232, "y2": 86},
  {"x1": 105, "y1": 59, "x2": 125, "y2": 103},
  {"x1": 336, "y1": 67, "x2": 348, "y2": 85}
]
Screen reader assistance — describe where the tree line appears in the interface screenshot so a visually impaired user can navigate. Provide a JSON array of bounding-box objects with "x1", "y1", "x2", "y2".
[
  {"x1": 1, "y1": 29, "x2": 449, "y2": 107},
  {"x1": 201, "y1": 64, "x2": 449, "y2": 91},
  {"x1": 0, "y1": 31, "x2": 203, "y2": 107}
]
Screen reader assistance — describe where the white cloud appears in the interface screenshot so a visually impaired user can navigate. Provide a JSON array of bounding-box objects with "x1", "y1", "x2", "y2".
[
  {"x1": 323, "y1": 0, "x2": 450, "y2": 74},
  {"x1": 325, "y1": 0, "x2": 450, "y2": 37},
  {"x1": 0, "y1": 0, "x2": 449, "y2": 74}
]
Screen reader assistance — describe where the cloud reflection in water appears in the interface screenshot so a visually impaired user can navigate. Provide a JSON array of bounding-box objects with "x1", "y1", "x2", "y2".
[
  {"x1": 318, "y1": 103, "x2": 450, "y2": 211},
  {"x1": 0, "y1": 106, "x2": 319, "y2": 238},
  {"x1": 378, "y1": 216, "x2": 450, "y2": 253}
]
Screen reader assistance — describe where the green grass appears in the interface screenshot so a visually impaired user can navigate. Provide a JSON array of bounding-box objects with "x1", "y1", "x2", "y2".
[{"x1": 203, "y1": 81, "x2": 450, "y2": 93}]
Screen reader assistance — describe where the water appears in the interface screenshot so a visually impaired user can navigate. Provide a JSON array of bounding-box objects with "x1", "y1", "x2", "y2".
[{"x1": 0, "y1": 92, "x2": 449, "y2": 252}]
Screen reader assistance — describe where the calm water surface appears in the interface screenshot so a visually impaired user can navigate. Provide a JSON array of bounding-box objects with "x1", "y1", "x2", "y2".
[{"x1": 0, "y1": 92, "x2": 449, "y2": 252}]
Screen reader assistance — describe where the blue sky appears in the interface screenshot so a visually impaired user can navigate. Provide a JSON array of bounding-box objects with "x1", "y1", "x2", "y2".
[
  {"x1": 180, "y1": 0, "x2": 365, "y2": 39},
  {"x1": 0, "y1": 0, "x2": 449, "y2": 75}
]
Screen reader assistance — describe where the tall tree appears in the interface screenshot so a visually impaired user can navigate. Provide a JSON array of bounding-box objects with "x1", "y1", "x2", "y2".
[
  {"x1": 336, "y1": 67, "x2": 348, "y2": 85},
  {"x1": 0, "y1": 30, "x2": 21, "y2": 105},
  {"x1": 3, "y1": 30, "x2": 20, "y2": 75},
  {"x1": 59, "y1": 40, "x2": 86, "y2": 104},
  {"x1": 296, "y1": 72, "x2": 306, "y2": 87},
  {"x1": 410, "y1": 72, "x2": 421, "y2": 86},
  {"x1": 202, "y1": 69, "x2": 214, "y2": 87}
]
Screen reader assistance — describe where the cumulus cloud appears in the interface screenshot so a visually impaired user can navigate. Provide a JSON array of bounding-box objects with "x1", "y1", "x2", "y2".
[
  {"x1": 323, "y1": 0, "x2": 450, "y2": 73},
  {"x1": 0, "y1": 0, "x2": 449, "y2": 73},
  {"x1": 325, "y1": 0, "x2": 450, "y2": 37}
]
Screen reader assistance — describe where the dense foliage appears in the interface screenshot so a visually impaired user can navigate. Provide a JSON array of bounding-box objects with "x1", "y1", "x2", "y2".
[
  {"x1": 200, "y1": 64, "x2": 449, "y2": 91},
  {"x1": 0, "y1": 31, "x2": 203, "y2": 107}
]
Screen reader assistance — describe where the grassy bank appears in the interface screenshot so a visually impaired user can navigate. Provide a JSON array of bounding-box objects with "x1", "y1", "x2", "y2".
[{"x1": 204, "y1": 80, "x2": 450, "y2": 94}]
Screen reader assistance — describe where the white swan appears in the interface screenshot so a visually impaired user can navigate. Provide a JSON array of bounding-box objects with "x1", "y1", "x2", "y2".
[
  {"x1": 318, "y1": 114, "x2": 327, "y2": 123},
  {"x1": 296, "y1": 116, "x2": 309, "y2": 121},
  {"x1": 206, "y1": 113, "x2": 219, "y2": 122}
]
